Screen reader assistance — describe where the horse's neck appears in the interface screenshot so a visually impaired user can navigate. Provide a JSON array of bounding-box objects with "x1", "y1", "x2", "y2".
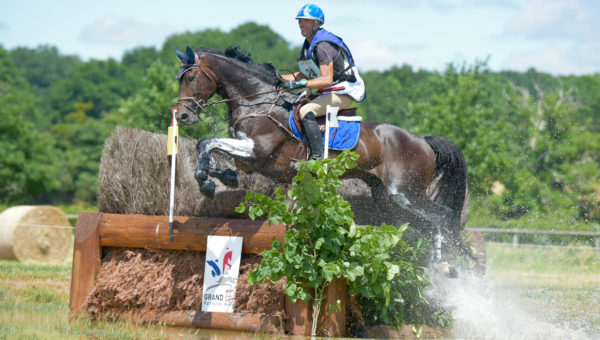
[
  {"x1": 213, "y1": 59, "x2": 272, "y2": 100},
  {"x1": 226, "y1": 92, "x2": 288, "y2": 120},
  {"x1": 206, "y1": 56, "x2": 285, "y2": 123},
  {"x1": 217, "y1": 74, "x2": 281, "y2": 118}
]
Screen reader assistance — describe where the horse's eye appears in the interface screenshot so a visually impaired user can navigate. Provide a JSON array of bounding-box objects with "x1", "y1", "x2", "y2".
[{"x1": 187, "y1": 74, "x2": 195, "y2": 83}]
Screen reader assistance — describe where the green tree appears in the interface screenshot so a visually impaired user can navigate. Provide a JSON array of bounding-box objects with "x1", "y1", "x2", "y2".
[
  {"x1": 160, "y1": 23, "x2": 298, "y2": 71},
  {"x1": 49, "y1": 102, "x2": 111, "y2": 203},
  {"x1": 0, "y1": 46, "x2": 59, "y2": 203},
  {"x1": 122, "y1": 46, "x2": 160, "y2": 76},
  {"x1": 358, "y1": 65, "x2": 432, "y2": 126},
  {"x1": 108, "y1": 59, "x2": 227, "y2": 138},
  {"x1": 410, "y1": 63, "x2": 529, "y2": 197},
  {"x1": 10, "y1": 45, "x2": 81, "y2": 127},
  {"x1": 49, "y1": 58, "x2": 137, "y2": 120},
  {"x1": 10, "y1": 45, "x2": 80, "y2": 92}
]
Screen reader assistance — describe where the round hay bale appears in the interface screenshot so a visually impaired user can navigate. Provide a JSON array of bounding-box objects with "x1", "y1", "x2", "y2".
[
  {"x1": 0, "y1": 205, "x2": 72, "y2": 263},
  {"x1": 98, "y1": 127, "x2": 278, "y2": 217}
]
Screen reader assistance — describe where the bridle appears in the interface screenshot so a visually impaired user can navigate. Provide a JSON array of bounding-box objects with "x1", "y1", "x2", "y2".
[
  {"x1": 176, "y1": 52, "x2": 300, "y2": 141},
  {"x1": 177, "y1": 55, "x2": 284, "y2": 114},
  {"x1": 177, "y1": 51, "x2": 308, "y2": 173}
]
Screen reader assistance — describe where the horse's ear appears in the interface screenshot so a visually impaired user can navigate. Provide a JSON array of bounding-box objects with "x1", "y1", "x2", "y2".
[
  {"x1": 175, "y1": 47, "x2": 186, "y2": 61},
  {"x1": 186, "y1": 45, "x2": 195, "y2": 63}
]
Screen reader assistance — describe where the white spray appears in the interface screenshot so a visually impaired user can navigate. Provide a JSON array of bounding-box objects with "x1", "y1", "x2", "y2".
[{"x1": 426, "y1": 269, "x2": 594, "y2": 340}]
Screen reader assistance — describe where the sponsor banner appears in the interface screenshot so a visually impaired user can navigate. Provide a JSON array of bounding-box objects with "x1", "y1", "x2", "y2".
[{"x1": 201, "y1": 236, "x2": 243, "y2": 313}]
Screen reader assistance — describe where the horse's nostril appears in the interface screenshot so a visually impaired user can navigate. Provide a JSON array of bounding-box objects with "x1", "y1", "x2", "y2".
[{"x1": 181, "y1": 113, "x2": 188, "y2": 121}]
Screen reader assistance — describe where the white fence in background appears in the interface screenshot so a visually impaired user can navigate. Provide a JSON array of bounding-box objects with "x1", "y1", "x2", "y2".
[{"x1": 466, "y1": 227, "x2": 600, "y2": 252}]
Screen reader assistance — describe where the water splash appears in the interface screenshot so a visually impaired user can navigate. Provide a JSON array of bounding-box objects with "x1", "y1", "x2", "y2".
[{"x1": 426, "y1": 269, "x2": 594, "y2": 340}]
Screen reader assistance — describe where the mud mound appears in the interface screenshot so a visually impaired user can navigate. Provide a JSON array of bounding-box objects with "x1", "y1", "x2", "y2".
[{"x1": 85, "y1": 248, "x2": 285, "y2": 319}]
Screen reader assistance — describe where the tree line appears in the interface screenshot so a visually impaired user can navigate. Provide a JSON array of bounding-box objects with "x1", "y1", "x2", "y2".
[{"x1": 1, "y1": 22, "x2": 598, "y2": 230}]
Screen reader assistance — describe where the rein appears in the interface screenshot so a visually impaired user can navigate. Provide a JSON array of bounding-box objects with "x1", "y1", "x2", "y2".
[
  {"x1": 177, "y1": 60, "x2": 284, "y2": 112},
  {"x1": 178, "y1": 56, "x2": 299, "y2": 140},
  {"x1": 231, "y1": 91, "x2": 300, "y2": 142}
]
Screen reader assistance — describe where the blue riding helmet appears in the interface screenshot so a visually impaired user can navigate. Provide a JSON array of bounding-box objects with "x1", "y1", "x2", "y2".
[{"x1": 295, "y1": 4, "x2": 325, "y2": 24}]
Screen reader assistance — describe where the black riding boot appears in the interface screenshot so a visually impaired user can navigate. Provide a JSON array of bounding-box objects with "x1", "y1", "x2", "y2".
[{"x1": 301, "y1": 112, "x2": 324, "y2": 160}]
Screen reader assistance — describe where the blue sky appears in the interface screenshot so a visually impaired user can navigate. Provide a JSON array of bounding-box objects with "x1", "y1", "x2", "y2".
[{"x1": 1, "y1": 0, "x2": 599, "y2": 75}]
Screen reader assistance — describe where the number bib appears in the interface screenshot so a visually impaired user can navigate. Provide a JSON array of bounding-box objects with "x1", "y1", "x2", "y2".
[{"x1": 298, "y1": 58, "x2": 321, "y2": 78}]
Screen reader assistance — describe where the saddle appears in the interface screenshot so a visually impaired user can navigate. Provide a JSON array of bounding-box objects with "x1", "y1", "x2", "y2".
[{"x1": 292, "y1": 98, "x2": 362, "y2": 136}]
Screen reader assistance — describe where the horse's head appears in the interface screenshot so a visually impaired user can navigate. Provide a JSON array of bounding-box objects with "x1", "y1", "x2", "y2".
[{"x1": 175, "y1": 46, "x2": 218, "y2": 125}]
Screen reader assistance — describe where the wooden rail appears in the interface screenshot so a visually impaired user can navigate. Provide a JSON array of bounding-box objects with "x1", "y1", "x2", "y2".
[{"x1": 69, "y1": 212, "x2": 346, "y2": 337}]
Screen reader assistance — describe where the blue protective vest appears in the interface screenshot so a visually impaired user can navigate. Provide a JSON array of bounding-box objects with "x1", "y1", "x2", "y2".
[
  {"x1": 299, "y1": 28, "x2": 366, "y2": 102},
  {"x1": 302, "y1": 28, "x2": 355, "y2": 67}
]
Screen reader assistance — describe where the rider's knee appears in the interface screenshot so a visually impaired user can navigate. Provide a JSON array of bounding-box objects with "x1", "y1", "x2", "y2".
[{"x1": 299, "y1": 103, "x2": 325, "y2": 119}]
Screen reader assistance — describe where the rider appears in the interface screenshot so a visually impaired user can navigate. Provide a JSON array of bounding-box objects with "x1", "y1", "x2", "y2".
[{"x1": 281, "y1": 4, "x2": 366, "y2": 159}]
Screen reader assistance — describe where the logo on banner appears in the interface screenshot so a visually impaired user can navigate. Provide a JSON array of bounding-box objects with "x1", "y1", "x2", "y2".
[
  {"x1": 206, "y1": 248, "x2": 233, "y2": 278},
  {"x1": 202, "y1": 236, "x2": 243, "y2": 313}
]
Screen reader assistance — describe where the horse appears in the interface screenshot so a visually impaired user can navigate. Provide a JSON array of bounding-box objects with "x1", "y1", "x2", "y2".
[{"x1": 174, "y1": 44, "x2": 471, "y2": 264}]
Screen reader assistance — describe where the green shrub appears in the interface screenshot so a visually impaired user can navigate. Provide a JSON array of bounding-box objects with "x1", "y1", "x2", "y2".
[{"x1": 236, "y1": 151, "x2": 443, "y2": 333}]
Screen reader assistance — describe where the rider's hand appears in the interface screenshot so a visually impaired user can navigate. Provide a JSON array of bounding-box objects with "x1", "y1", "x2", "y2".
[{"x1": 282, "y1": 79, "x2": 308, "y2": 90}]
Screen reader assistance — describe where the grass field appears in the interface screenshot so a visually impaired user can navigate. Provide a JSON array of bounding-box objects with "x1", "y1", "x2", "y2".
[
  {"x1": 484, "y1": 243, "x2": 600, "y2": 338},
  {"x1": 0, "y1": 243, "x2": 598, "y2": 339}
]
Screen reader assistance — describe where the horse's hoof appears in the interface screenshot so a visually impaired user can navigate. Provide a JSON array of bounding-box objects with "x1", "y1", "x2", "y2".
[
  {"x1": 200, "y1": 180, "x2": 216, "y2": 199},
  {"x1": 219, "y1": 169, "x2": 238, "y2": 187},
  {"x1": 194, "y1": 168, "x2": 208, "y2": 182}
]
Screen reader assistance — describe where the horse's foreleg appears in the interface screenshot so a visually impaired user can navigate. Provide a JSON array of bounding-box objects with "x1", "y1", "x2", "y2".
[{"x1": 194, "y1": 137, "x2": 255, "y2": 199}]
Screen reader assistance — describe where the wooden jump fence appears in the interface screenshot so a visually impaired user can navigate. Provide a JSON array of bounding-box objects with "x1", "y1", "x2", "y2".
[{"x1": 69, "y1": 212, "x2": 347, "y2": 337}]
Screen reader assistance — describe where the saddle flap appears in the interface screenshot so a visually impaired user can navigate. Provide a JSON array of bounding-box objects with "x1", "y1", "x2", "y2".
[
  {"x1": 293, "y1": 102, "x2": 359, "y2": 135},
  {"x1": 292, "y1": 99, "x2": 311, "y2": 135}
]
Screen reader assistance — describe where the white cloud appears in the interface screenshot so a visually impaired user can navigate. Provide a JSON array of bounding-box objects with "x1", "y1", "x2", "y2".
[
  {"x1": 426, "y1": 0, "x2": 519, "y2": 10},
  {"x1": 500, "y1": 0, "x2": 600, "y2": 75},
  {"x1": 352, "y1": 40, "x2": 418, "y2": 72},
  {"x1": 573, "y1": 42, "x2": 600, "y2": 66},
  {"x1": 79, "y1": 15, "x2": 168, "y2": 46},
  {"x1": 504, "y1": 0, "x2": 600, "y2": 40},
  {"x1": 501, "y1": 43, "x2": 581, "y2": 75}
]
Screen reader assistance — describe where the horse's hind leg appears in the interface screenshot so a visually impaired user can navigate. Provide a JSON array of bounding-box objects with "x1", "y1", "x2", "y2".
[
  {"x1": 390, "y1": 193, "x2": 478, "y2": 271},
  {"x1": 194, "y1": 137, "x2": 255, "y2": 198},
  {"x1": 388, "y1": 194, "x2": 450, "y2": 259}
]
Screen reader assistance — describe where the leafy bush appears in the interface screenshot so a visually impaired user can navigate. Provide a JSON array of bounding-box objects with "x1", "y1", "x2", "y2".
[{"x1": 236, "y1": 151, "x2": 443, "y2": 334}]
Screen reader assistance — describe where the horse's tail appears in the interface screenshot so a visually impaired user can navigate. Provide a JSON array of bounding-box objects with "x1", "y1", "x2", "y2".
[{"x1": 424, "y1": 135, "x2": 469, "y2": 231}]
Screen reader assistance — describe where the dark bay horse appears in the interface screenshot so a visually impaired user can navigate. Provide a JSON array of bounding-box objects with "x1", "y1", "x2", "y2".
[{"x1": 175, "y1": 44, "x2": 470, "y2": 262}]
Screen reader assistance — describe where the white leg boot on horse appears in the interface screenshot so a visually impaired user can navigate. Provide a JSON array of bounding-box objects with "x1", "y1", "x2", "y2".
[{"x1": 194, "y1": 136, "x2": 254, "y2": 199}]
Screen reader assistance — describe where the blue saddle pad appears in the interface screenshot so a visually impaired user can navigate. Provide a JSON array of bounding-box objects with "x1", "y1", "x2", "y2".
[{"x1": 289, "y1": 109, "x2": 361, "y2": 151}]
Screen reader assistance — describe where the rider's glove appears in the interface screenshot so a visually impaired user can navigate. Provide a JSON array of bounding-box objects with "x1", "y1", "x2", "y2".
[{"x1": 283, "y1": 79, "x2": 308, "y2": 90}]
